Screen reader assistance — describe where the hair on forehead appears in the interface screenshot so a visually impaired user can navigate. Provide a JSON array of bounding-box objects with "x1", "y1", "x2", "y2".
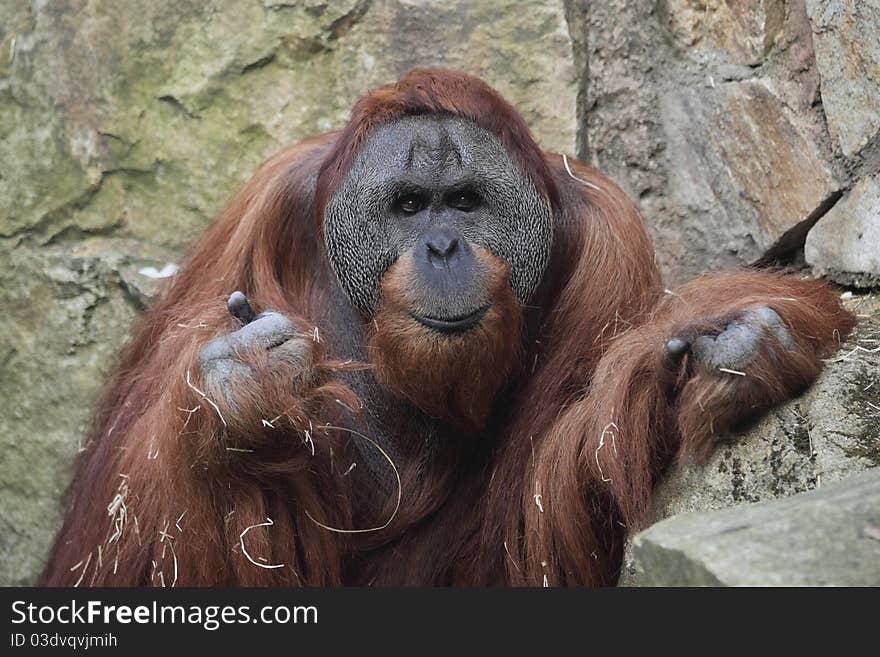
[
  {"x1": 403, "y1": 117, "x2": 465, "y2": 170},
  {"x1": 351, "y1": 115, "x2": 502, "y2": 174},
  {"x1": 315, "y1": 68, "x2": 560, "y2": 217}
]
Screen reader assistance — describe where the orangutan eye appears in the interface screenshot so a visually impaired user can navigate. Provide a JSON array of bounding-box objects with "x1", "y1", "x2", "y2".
[
  {"x1": 449, "y1": 190, "x2": 480, "y2": 212},
  {"x1": 396, "y1": 194, "x2": 426, "y2": 214}
]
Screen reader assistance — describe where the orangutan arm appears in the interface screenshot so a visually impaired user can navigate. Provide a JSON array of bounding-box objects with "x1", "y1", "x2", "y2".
[{"x1": 520, "y1": 270, "x2": 853, "y2": 586}]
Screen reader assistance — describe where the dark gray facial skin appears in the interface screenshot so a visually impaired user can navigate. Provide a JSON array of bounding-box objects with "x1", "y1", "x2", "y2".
[{"x1": 323, "y1": 115, "x2": 554, "y2": 325}]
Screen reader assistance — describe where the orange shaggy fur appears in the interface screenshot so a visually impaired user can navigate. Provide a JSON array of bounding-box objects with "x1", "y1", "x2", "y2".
[{"x1": 42, "y1": 69, "x2": 854, "y2": 587}]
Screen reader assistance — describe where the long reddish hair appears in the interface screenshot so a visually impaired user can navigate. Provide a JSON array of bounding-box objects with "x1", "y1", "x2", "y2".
[{"x1": 41, "y1": 69, "x2": 853, "y2": 587}]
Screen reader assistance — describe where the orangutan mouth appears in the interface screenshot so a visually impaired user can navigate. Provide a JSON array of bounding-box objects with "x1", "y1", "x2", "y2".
[{"x1": 410, "y1": 305, "x2": 491, "y2": 333}]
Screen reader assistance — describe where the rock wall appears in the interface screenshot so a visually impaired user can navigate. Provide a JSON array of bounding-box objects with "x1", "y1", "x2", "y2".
[
  {"x1": 0, "y1": 0, "x2": 877, "y2": 585},
  {"x1": 575, "y1": 0, "x2": 880, "y2": 285},
  {"x1": 629, "y1": 468, "x2": 880, "y2": 586}
]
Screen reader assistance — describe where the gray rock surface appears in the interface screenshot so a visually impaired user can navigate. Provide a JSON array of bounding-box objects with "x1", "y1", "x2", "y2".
[
  {"x1": 664, "y1": 0, "x2": 786, "y2": 67},
  {"x1": 628, "y1": 468, "x2": 880, "y2": 586},
  {"x1": 0, "y1": 238, "x2": 175, "y2": 585},
  {"x1": 0, "y1": 0, "x2": 576, "y2": 248},
  {"x1": 576, "y1": 0, "x2": 843, "y2": 283},
  {"x1": 661, "y1": 80, "x2": 839, "y2": 265},
  {"x1": 806, "y1": 175, "x2": 880, "y2": 288},
  {"x1": 806, "y1": 0, "x2": 880, "y2": 158}
]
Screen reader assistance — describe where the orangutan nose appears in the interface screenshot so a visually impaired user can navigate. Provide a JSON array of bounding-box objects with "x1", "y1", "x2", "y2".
[{"x1": 425, "y1": 226, "x2": 460, "y2": 265}]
